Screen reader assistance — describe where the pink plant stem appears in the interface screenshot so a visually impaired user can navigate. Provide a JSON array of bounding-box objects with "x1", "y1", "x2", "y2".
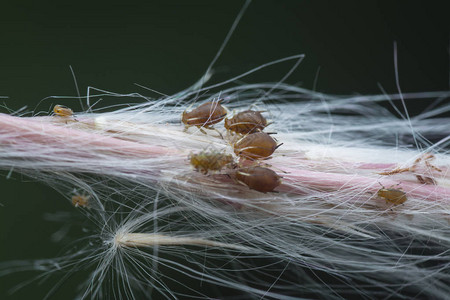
[
  {"x1": 1, "y1": 114, "x2": 449, "y2": 203},
  {"x1": 0, "y1": 114, "x2": 172, "y2": 157},
  {"x1": 279, "y1": 167, "x2": 450, "y2": 203}
]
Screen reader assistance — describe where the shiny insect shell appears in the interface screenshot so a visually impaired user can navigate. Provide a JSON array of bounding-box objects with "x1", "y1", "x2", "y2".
[
  {"x1": 53, "y1": 105, "x2": 74, "y2": 117},
  {"x1": 377, "y1": 188, "x2": 407, "y2": 205},
  {"x1": 224, "y1": 110, "x2": 268, "y2": 134},
  {"x1": 233, "y1": 132, "x2": 280, "y2": 160},
  {"x1": 189, "y1": 151, "x2": 234, "y2": 174},
  {"x1": 235, "y1": 166, "x2": 281, "y2": 193},
  {"x1": 182, "y1": 101, "x2": 227, "y2": 128},
  {"x1": 71, "y1": 194, "x2": 89, "y2": 207}
]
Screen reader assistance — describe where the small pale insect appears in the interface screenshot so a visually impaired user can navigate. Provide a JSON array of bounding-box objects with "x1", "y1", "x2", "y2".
[
  {"x1": 377, "y1": 187, "x2": 407, "y2": 205},
  {"x1": 224, "y1": 110, "x2": 268, "y2": 134},
  {"x1": 53, "y1": 105, "x2": 74, "y2": 117},
  {"x1": 189, "y1": 151, "x2": 234, "y2": 175},
  {"x1": 233, "y1": 132, "x2": 281, "y2": 160},
  {"x1": 182, "y1": 100, "x2": 227, "y2": 130},
  {"x1": 235, "y1": 166, "x2": 281, "y2": 193},
  {"x1": 71, "y1": 194, "x2": 89, "y2": 208}
]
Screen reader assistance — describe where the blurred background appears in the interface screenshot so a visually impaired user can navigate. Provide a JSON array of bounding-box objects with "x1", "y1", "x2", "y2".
[{"x1": 0, "y1": 0, "x2": 448, "y2": 299}]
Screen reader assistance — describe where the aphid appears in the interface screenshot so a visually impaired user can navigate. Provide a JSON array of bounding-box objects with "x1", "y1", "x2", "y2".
[
  {"x1": 189, "y1": 150, "x2": 234, "y2": 174},
  {"x1": 233, "y1": 132, "x2": 282, "y2": 160},
  {"x1": 224, "y1": 110, "x2": 268, "y2": 134},
  {"x1": 182, "y1": 100, "x2": 227, "y2": 132},
  {"x1": 377, "y1": 186, "x2": 407, "y2": 205},
  {"x1": 71, "y1": 194, "x2": 89, "y2": 208},
  {"x1": 53, "y1": 105, "x2": 74, "y2": 117},
  {"x1": 235, "y1": 166, "x2": 281, "y2": 193}
]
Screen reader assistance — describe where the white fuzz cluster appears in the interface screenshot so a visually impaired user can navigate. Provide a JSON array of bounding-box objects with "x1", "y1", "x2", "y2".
[
  {"x1": 0, "y1": 1, "x2": 449, "y2": 297},
  {"x1": 0, "y1": 65, "x2": 449, "y2": 299}
]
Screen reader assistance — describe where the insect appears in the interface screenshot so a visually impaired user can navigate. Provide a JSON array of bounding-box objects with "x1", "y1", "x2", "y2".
[
  {"x1": 224, "y1": 110, "x2": 268, "y2": 134},
  {"x1": 233, "y1": 132, "x2": 282, "y2": 160},
  {"x1": 235, "y1": 166, "x2": 281, "y2": 193},
  {"x1": 71, "y1": 194, "x2": 90, "y2": 208},
  {"x1": 377, "y1": 186, "x2": 407, "y2": 205},
  {"x1": 189, "y1": 150, "x2": 234, "y2": 174},
  {"x1": 53, "y1": 105, "x2": 74, "y2": 117},
  {"x1": 182, "y1": 100, "x2": 227, "y2": 133}
]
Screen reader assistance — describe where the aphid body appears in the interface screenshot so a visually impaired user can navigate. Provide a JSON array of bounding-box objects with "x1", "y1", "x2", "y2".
[
  {"x1": 182, "y1": 100, "x2": 227, "y2": 129},
  {"x1": 53, "y1": 105, "x2": 74, "y2": 117},
  {"x1": 189, "y1": 151, "x2": 234, "y2": 174},
  {"x1": 71, "y1": 194, "x2": 89, "y2": 207},
  {"x1": 224, "y1": 110, "x2": 267, "y2": 134},
  {"x1": 233, "y1": 132, "x2": 280, "y2": 160},
  {"x1": 377, "y1": 188, "x2": 407, "y2": 205},
  {"x1": 235, "y1": 166, "x2": 281, "y2": 193}
]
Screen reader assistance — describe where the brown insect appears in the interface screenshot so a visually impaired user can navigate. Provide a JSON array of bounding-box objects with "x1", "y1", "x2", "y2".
[
  {"x1": 224, "y1": 110, "x2": 268, "y2": 134},
  {"x1": 235, "y1": 166, "x2": 281, "y2": 193},
  {"x1": 189, "y1": 150, "x2": 234, "y2": 174},
  {"x1": 53, "y1": 105, "x2": 74, "y2": 117},
  {"x1": 71, "y1": 194, "x2": 90, "y2": 208},
  {"x1": 182, "y1": 100, "x2": 227, "y2": 132},
  {"x1": 233, "y1": 132, "x2": 282, "y2": 160},
  {"x1": 377, "y1": 186, "x2": 407, "y2": 205}
]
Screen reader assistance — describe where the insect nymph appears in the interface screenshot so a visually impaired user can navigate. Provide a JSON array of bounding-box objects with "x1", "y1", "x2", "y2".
[
  {"x1": 235, "y1": 166, "x2": 281, "y2": 193},
  {"x1": 233, "y1": 132, "x2": 281, "y2": 160},
  {"x1": 182, "y1": 100, "x2": 227, "y2": 132},
  {"x1": 377, "y1": 186, "x2": 407, "y2": 205},
  {"x1": 189, "y1": 150, "x2": 234, "y2": 174},
  {"x1": 71, "y1": 194, "x2": 90, "y2": 208},
  {"x1": 224, "y1": 110, "x2": 268, "y2": 134},
  {"x1": 53, "y1": 105, "x2": 74, "y2": 117}
]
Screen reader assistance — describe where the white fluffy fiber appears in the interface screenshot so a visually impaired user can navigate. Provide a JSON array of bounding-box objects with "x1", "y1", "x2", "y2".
[
  {"x1": 0, "y1": 0, "x2": 449, "y2": 297},
  {"x1": 0, "y1": 66, "x2": 449, "y2": 299}
]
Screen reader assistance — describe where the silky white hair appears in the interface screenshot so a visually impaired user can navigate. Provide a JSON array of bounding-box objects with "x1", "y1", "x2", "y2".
[
  {"x1": 0, "y1": 64, "x2": 449, "y2": 299},
  {"x1": 0, "y1": 0, "x2": 449, "y2": 298}
]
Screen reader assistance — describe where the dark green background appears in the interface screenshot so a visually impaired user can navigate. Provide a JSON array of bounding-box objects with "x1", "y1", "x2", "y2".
[{"x1": 1, "y1": 1, "x2": 448, "y2": 299}]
